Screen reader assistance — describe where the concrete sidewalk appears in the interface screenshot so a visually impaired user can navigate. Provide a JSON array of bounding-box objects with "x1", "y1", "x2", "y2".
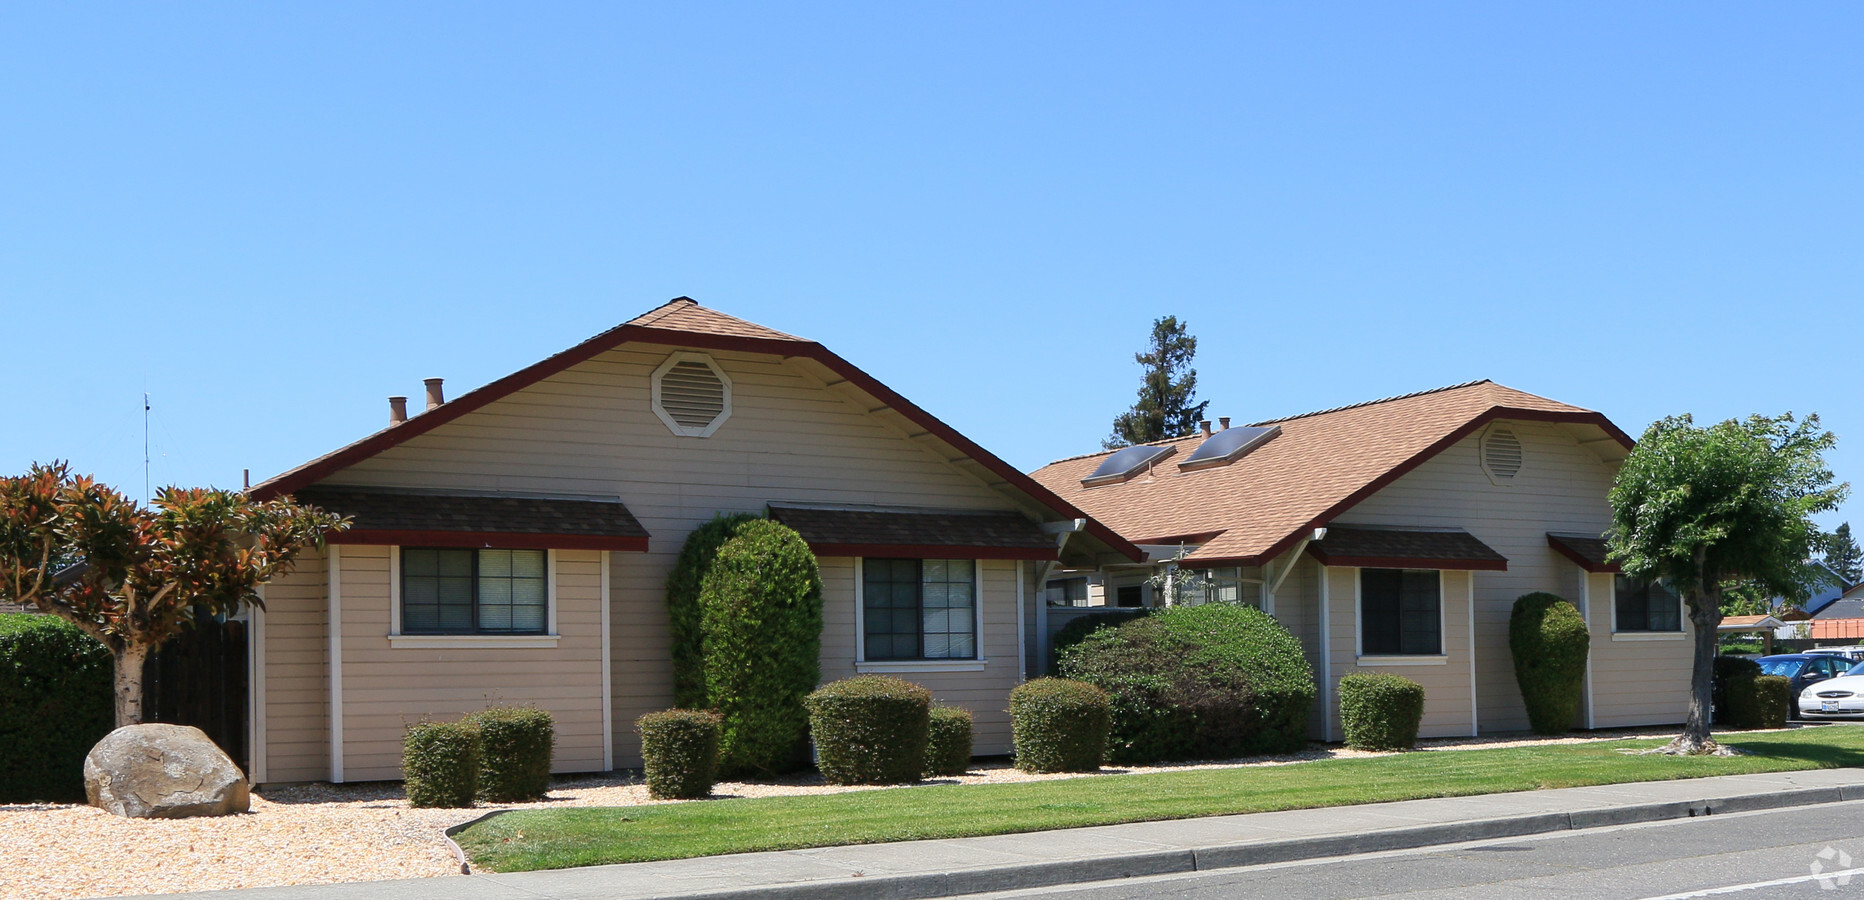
[{"x1": 160, "y1": 768, "x2": 1864, "y2": 900}]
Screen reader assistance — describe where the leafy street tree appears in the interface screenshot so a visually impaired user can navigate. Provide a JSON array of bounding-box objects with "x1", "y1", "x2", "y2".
[
  {"x1": 1608, "y1": 414, "x2": 1845, "y2": 755},
  {"x1": 1823, "y1": 522, "x2": 1862, "y2": 584},
  {"x1": 0, "y1": 462, "x2": 345, "y2": 727},
  {"x1": 1105, "y1": 315, "x2": 1210, "y2": 449}
]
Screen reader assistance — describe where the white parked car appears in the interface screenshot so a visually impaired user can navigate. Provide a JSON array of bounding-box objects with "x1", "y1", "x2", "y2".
[
  {"x1": 1805, "y1": 646, "x2": 1864, "y2": 663},
  {"x1": 1798, "y1": 661, "x2": 1864, "y2": 719}
]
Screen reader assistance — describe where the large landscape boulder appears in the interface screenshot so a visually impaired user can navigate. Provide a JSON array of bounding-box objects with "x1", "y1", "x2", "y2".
[{"x1": 84, "y1": 724, "x2": 250, "y2": 818}]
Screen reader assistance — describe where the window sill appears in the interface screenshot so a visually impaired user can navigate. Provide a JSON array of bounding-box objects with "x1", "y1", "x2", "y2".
[
  {"x1": 855, "y1": 659, "x2": 988, "y2": 674},
  {"x1": 387, "y1": 634, "x2": 561, "y2": 649},
  {"x1": 1357, "y1": 655, "x2": 1449, "y2": 667},
  {"x1": 1612, "y1": 632, "x2": 1685, "y2": 642}
]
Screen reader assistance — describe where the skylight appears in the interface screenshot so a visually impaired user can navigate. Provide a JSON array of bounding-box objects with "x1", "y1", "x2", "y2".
[
  {"x1": 1179, "y1": 425, "x2": 1280, "y2": 470},
  {"x1": 1082, "y1": 444, "x2": 1175, "y2": 486}
]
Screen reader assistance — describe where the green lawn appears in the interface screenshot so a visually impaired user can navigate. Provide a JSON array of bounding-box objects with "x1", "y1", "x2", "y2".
[{"x1": 457, "y1": 727, "x2": 1864, "y2": 873}]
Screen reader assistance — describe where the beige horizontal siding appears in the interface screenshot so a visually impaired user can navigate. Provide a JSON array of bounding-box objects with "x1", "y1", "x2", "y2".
[
  {"x1": 1583, "y1": 572, "x2": 1693, "y2": 728},
  {"x1": 1335, "y1": 419, "x2": 1626, "y2": 733},
  {"x1": 1320, "y1": 566, "x2": 1476, "y2": 739},
  {"x1": 258, "y1": 550, "x2": 329, "y2": 783},
  {"x1": 333, "y1": 545, "x2": 608, "y2": 782}
]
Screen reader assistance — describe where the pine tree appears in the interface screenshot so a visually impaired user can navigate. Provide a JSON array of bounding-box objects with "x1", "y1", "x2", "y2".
[
  {"x1": 1105, "y1": 316, "x2": 1210, "y2": 449},
  {"x1": 1825, "y1": 522, "x2": 1862, "y2": 583}
]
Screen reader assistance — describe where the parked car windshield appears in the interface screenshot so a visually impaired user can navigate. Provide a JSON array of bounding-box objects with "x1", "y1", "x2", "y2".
[
  {"x1": 1847, "y1": 661, "x2": 1864, "y2": 677},
  {"x1": 1758, "y1": 658, "x2": 1808, "y2": 677}
]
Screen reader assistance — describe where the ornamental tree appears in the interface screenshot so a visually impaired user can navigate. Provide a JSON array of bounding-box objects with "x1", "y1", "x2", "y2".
[
  {"x1": 1608, "y1": 414, "x2": 1845, "y2": 755},
  {"x1": 0, "y1": 462, "x2": 346, "y2": 728}
]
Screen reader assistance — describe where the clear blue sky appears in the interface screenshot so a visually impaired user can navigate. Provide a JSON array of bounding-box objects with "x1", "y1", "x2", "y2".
[{"x1": 3, "y1": 4, "x2": 1860, "y2": 534}]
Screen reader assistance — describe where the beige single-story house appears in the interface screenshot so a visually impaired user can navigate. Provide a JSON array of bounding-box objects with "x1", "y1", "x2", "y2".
[
  {"x1": 1029, "y1": 381, "x2": 1695, "y2": 740},
  {"x1": 244, "y1": 299, "x2": 1141, "y2": 784}
]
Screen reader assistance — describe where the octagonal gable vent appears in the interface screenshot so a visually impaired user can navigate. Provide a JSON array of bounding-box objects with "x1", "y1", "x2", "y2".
[
  {"x1": 1481, "y1": 426, "x2": 1523, "y2": 483},
  {"x1": 652, "y1": 352, "x2": 732, "y2": 437}
]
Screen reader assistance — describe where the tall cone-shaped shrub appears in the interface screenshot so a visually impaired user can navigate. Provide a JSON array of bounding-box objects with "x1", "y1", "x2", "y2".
[
  {"x1": 1508, "y1": 592, "x2": 1590, "y2": 734},
  {"x1": 666, "y1": 514, "x2": 760, "y2": 709},
  {"x1": 697, "y1": 519, "x2": 824, "y2": 774}
]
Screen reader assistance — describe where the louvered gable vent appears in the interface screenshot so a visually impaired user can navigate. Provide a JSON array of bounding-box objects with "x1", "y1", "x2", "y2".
[
  {"x1": 1482, "y1": 426, "x2": 1523, "y2": 483},
  {"x1": 652, "y1": 352, "x2": 733, "y2": 437}
]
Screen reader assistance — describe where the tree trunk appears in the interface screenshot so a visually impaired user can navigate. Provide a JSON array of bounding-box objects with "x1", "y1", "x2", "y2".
[
  {"x1": 1666, "y1": 580, "x2": 1725, "y2": 755},
  {"x1": 113, "y1": 644, "x2": 150, "y2": 729}
]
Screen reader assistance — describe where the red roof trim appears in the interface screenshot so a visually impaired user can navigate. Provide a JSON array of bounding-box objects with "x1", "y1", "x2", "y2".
[
  {"x1": 806, "y1": 542, "x2": 1059, "y2": 561},
  {"x1": 251, "y1": 315, "x2": 1143, "y2": 562},
  {"x1": 1206, "y1": 406, "x2": 1634, "y2": 567},
  {"x1": 1547, "y1": 534, "x2": 1621, "y2": 574},
  {"x1": 328, "y1": 530, "x2": 649, "y2": 551}
]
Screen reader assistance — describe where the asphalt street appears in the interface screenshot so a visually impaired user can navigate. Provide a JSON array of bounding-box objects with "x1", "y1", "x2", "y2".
[{"x1": 962, "y1": 800, "x2": 1864, "y2": 900}]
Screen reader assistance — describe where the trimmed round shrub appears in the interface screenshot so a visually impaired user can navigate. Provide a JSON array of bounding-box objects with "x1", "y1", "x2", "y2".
[
  {"x1": 1752, "y1": 675, "x2": 1791, "y2": 729},
  {"x1": 1338, "y1": 673, "x2": 1426, "y2": 751},
  {"x1": 404, "y1": 721, "x2": 480, "y2": 808},
  {"x1": 0, "y1": 613, "x2": 113, "y2": 802},
  {"x1": 925, "y1": 705, "x2": 974, "y2": 777},
  {"x1": 1010, "y1": 678, "x2": 1110, "y2": 773},
  {"x1": 1713, "y1": 656, "x2": 1762, "y2": 725},
  {"x1": 1508, "y1": 592, "x2": 1590, "y2": 735},
  {"x1": 699, "y1": 519, "x2": 825, "y2": 775},
  {"x1": 806, "y1": 676, "x2": 932, "y2": 785},
  {"x1": 1049, "y1": 608, "x2": 1147, "y2": 672},
  {"x1": 466, "y1": 706, "x2": 554, "y2": 802},
  {"x1": 1056, "y1": 604, "x2": 1314, "y2": 764},
  {"x1": 667, "y1": 513, "x2": 760, "y2": 709},
  {"x1": 637, "y1": 709, "x2": 722, "y2": 800}
]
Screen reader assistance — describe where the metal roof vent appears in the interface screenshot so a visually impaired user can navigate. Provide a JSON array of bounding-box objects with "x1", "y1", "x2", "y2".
[
  {"x1": 1482, "y1": 426, "x2": 1523, "y2": 484},
  {"x1": 652, "y1": 351, "x2": 732, "y2": 437}
]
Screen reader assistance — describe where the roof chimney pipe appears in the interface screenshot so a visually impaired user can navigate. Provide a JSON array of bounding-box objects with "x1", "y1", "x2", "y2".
[
  {"x1": 389, "y1": 396, "x2": 408, "y2": 425},
  {"x1": 424, "y1": 378, "x2": 445, "y2": 410},
  {"x1": 1200, "y1": 420, "x2": 1212, "y2": 436},
  {"x1": 1219, "y1": 417, "x2": 1231, "y2": 430}
]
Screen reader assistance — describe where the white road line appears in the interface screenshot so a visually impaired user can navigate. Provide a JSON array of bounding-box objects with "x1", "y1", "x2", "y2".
[{"x1": 1636, "y1": 866, "x2": 1864, "y2": 899}]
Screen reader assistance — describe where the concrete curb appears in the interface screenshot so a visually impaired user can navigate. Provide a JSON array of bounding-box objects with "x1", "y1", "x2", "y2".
[{"x1": 591, "y1": 784, "x2": 1864, "y2": 900}]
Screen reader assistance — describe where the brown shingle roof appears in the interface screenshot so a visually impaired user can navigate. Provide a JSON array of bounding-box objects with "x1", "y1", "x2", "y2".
[
  {"x1": 1032, "y1": 381, "x2": 1632, "y2": 566},
  {"x1": 626, "y1": 297, "x2": 806, "y2": 342},
  {"x1": 768, "y1": 505, "x2": 1058, "y2": 561},
  {"x1": 297, "y1": 489, "x2": 650, "y2": 551},
  {"x1": 1307, "y1": 525, "x2": 1507, "y2": 571},
  {"x1": 1547, "y1": 533, "x2": 1620, "y2": 573}
]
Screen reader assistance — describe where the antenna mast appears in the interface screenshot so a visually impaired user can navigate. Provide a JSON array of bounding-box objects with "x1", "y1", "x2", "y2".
[{"x1": 144, "y1": 392, "x2": 151, "y2": 505}]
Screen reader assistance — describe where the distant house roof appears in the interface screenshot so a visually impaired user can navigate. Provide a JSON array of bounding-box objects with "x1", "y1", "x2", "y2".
[
  {"x1": 251, "y1": 298, "x2": 1141, "y2": 564},
  {"x1": 1306, "y1": 525, "x2": 1508, "y2": 571},
  {"x1": 299, "y1": 489, "x2": 651, "y2": 551},
  {"x1": 1720, "y1": 614, "x2": 1783, "y2": 632},
  {"x1": 1814, "y1": 598, "x2": 1864, "y2": 621},
  {"x1": 1547, "y1": 533, "x2": 1619, "y2": 574},
  {"x1": 1031, "y1": 381, "x2": 1632, "y2": 566},
  {"x1": 767, "y1": 505, "x2": 1059, "y2": 561}
]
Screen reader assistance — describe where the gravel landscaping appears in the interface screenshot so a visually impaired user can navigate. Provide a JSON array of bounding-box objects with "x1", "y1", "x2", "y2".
[{"x1": 0, "y1": 726, "x2": 1757, "y2": 899}]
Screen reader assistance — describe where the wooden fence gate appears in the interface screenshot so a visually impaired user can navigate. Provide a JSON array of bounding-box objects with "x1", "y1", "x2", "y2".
[{"x1": 144, "y1": 611, "x2": 248, "y2": 773}]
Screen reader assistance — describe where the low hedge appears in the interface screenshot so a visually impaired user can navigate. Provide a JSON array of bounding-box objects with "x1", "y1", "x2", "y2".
[
  {"x1": 466, "y1": 707, "x2": 554, "y2": 802},
  {"x1": 925, "y1": 705, "x2": 974, "y2": 777},
  {"x1": 637, "y1": 709, "x2": 722, "y2": 800},
  {"x1": 0, "y1": 613, "x2": 113, "y2": 803},
  {"x1": 1508, "y1": 593, "x2": 1589, "y2": 735},
  {"x1": 1338, "y1": 673, "x2": 1426, "y2": 751},
  {"x1": 1713, "y1": 656, "x2": 1762, "y2": 726},
  {"x1": 1010, "y1": 678, "x2": 1109, "y2": 773},
  {"x1": 806, "y1": 676, "x2": 931, "y2": 785},
  {"x1": 404, "y1": 721, "x2": 480, "y2": 808},
  {"x1": 1752, "y1": 675, "x2": 1792, "y2": 730}
]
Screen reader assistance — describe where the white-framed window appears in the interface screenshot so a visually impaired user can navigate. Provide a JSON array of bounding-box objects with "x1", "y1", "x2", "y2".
[
  {"x1": 1359, "y1": 568, "x2": 1443, "y2": 656},
  {"x1": 651, "y1": 351, "x2": 732, "y2": 438},
  {"x1": 862, "y1": 558, "x2": 978, "y2": 660},
  {"x1": 1046, "y1": 577, "x2": 1089, "y2": 607},
  {"x1": 1613, "y1": 575, "x2": 1682, "y2": 633},
  {"x1": 389, "y1": 546, "x2": 560, "y2": 648}
]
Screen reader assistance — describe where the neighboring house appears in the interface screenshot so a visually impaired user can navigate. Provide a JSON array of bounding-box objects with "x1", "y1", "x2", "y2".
[
  {"x1": 1792, "y1": 579, "x2": 1864, "y2": 644},
  {"x1": 1030, "y1": 381, "x2": 1694, "y2": 740},
  {"x1": 1770, "y1": 562, "x2": 1851, "y2": 642},
  {"x1": 244, "y1": 299, "x2": 1140, "y2": 784}
]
